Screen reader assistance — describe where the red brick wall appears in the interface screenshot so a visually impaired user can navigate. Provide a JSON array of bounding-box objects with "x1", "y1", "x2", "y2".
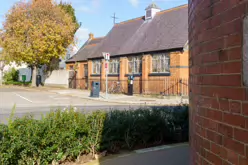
[{"x1": 189, "y1": 0, "x2": 248, "y2": 164}]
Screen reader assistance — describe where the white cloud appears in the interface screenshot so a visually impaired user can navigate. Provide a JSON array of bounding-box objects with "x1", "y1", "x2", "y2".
[
  {"x1": 75, "y1": 27, "x2": 90, "y2": 47},
  {"x1": 129, "y1": 0, "x2": 139, "y2": 7}
]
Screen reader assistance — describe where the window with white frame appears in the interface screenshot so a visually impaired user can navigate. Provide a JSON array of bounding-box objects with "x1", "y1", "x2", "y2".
[
  {"x1": 92, "y1": 60, "x2": 101, "y2": 74},
  {"x1": 109, "y1": 58, "x2": 120, "y2": 74},
  {"x1": 152, "y1": 53, "x2": 170, "y2": 73},
  {"x1": 128, "y1": 56, "x2": 142, "y2": 74}
]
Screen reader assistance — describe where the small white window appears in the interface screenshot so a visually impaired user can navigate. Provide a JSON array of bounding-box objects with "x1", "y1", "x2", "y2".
[
  {"x1": 92, "y1": 60, "x2": 101, "y2": 74},
  {"x1": 152, "y1": 53, "x2": 170, "y2": 73}
]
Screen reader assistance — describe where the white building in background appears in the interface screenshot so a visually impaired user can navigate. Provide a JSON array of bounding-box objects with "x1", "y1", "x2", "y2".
[
  {"x1": 0, "y1": 44, "x2": 78, "y2": 87},
  {"x1": 2, "y1": 62, "x2": 32, "y2": 82},
  {"x1": 0, "y1": 47, "x2": 32, "y2": 82}
]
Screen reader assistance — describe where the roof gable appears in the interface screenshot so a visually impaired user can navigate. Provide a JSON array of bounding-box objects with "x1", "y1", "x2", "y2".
[
  {"x1": 68, "y1": 4, "x2": 188, "y2": 62},
  {"x1": 66, "y1": 37, "x2": 104, "y2": 63},
  {"x1": 92, "y1": 4, "x2": 188, "y2": 58}
]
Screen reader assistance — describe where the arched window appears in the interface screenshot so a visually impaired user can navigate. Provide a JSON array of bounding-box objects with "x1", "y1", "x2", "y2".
[{"x1": 152, "y1": 53, "x2": 170, "y2": 73}]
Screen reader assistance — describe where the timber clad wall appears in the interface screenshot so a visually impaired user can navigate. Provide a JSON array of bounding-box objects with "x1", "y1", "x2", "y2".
[
  {"x1": 67, "y1": 51, "x2": 189, "y2": 95},
  {"x1": 189, "y1": 0, "x2": 248, "y2": 165}
]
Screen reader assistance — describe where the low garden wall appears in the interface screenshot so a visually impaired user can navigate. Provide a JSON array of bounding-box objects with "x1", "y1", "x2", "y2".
[{"x1": 44, "y1": 70, "x2": 69, "y2": 88}]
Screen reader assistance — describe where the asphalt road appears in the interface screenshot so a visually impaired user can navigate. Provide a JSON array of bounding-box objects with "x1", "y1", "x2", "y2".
[{"x1": 0, "y1": 87, "x2": 145, "y2": 124}]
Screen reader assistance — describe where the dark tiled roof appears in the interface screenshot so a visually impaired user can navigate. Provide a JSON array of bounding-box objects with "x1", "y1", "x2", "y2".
[
  {"x1": 66, "y1": 37, "x2": 103, "y2": 63},
  {"x1": 69, "y1": 4, "x2": 188, "y2": 62},
  {"x1": 88, "y1": 37, "x2": 104, "y2": 45},
  {"x1": 91, "y1": 4, "x2": 188, "y2": 58}
]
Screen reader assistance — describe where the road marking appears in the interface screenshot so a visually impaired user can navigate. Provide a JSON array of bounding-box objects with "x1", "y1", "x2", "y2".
[{"x1": 14, "y1": 93, "x2": 33, "y2": 103}]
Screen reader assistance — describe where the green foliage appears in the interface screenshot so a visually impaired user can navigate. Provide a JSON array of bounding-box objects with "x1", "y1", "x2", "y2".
[
  {"x1": 3, "y1": 68, "x2": 19, "y2": 82},
  {"x1": 58, "y1": 2, "x2": 80, "y2": 32},
  {"x1": 3, "y1": 81, "x2": 31, "y2": 86},
  {"x1": 101, "y1": 106, "x2": 189, "y2": 152},
  {"x1": 0, "y1": 106, "x2": 189, "y2": 164},
  {"x1": 1, "y1": 0, "x2": 78, "y2": 86}
]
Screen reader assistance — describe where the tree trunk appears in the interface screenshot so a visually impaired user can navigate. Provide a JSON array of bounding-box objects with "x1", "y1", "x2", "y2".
[{"x1": 31, "y1": 66, "x2": 37, "y2": 87}]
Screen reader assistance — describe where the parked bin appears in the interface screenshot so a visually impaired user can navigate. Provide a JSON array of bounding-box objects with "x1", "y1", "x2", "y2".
[
  {"x1": 36, "y1": 75, "x2": 41, "y2": 87},
  {"x1": 91, "y1": 81, "x2": 100, "y2": 98},
  {"x1": 22, "y1": 75, "x2": 26, "y2": 82},
  {"x1": 127, "y1": 75, "x2": 134, "y2": 96}
]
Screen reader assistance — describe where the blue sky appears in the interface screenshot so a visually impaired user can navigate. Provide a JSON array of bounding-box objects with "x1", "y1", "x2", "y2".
[{"x1": 0, "y1": 0, "x2": 187, "y2": 48}]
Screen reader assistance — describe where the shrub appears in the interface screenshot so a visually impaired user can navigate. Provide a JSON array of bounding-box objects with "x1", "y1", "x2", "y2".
[
  {"x1": 3, "y1": 81, "x2": 31, "y2": 86},
  {"x1": 3, "y1": 68, "x2": 19, "y2": 82},
  {"x1": 0, "y1": 106, "x2": 189, "y2": 164}
]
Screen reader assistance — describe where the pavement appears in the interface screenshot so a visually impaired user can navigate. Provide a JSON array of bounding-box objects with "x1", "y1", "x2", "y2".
[
  {"x1": 51, "y1": 89, "x2": 189, "y2": 105},
  {"x1": 87, "y1": 143, "x2": 190, "y2": 165}
]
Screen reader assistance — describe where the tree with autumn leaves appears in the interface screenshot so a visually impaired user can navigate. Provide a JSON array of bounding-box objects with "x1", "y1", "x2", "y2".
[{"x1": 0, "y1": 0, "x2": 78, "y2": 86}]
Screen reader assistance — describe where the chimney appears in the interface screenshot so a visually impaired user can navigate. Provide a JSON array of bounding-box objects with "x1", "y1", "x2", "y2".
[
  {"x1": 89, "y1": 33, "x2": 94, "y2": 40},
  {"x1": 145, "y1": 2, "x2": 161, "y2": 20}
]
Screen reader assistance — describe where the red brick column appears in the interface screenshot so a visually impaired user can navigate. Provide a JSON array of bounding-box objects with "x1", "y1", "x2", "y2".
[
  {"x1": 189, "y1": 1, "x2": 248, "y2": 165},
  {"x1": 142, "y1": 55, "x2": 151, "y2": 94},
  {"x1": 120, "y1": 57, "x2": 128, "y2": 81},
  {"x1": 120, "y1": 57, "x2": 128, "y2": 93}
]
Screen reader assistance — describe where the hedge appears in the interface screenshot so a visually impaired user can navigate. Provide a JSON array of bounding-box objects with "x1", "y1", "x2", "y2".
[
  {"x1": 3, "y1": 81, "x2": 31, "y2": 86},
  {"x1": 0, "y1": 106, "x2": 188, "y2": 165},
  {"x1": 3, "y1": 68, "x2": 19, "y2": 82}
]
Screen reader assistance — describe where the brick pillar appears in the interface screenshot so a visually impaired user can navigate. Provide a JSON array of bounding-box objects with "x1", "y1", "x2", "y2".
[
  {"x1": 170, "y1": 52, "x2": 181, "y2": 78},
  {"x1": 120, "y1": 57, "x2": 128, "y2": 93},
  {"x1": 179, "y1": 51, "x2": 189, "y2": 79},
  {"x1": 88, "y1": 60, "x2": 92, "y2": 89},
  {"x1": 120, "y1": 57, "x2": 127, "y2": 80},
  {"x1": 101, "y1": 59, "x2": 106, "y2": 91},
  {"x1": 77, "y1": 63, "x2": 82, "y2": 79},
  {"x1": 77, "y1": 63, "x2": 84, "y2": 89},
  {"x1": 189, "y1": 1, "x2": 248, "y2": 165},
  {"x1": 142, "y1": 55, "x2": 151, "y2": 94}
]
